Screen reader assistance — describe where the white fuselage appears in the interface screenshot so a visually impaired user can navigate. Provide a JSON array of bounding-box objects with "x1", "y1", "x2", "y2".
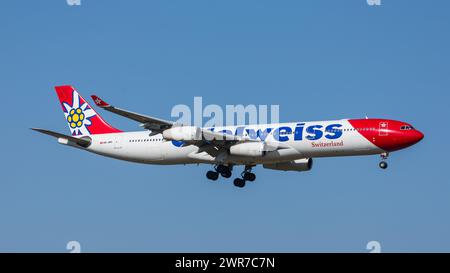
[{"x1": 82, "y1": 119, "x2": 383, "y2": 165}]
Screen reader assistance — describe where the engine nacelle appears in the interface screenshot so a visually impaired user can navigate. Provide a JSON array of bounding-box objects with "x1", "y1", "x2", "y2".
[
  {"x1": 162, "y1": 126, "x2": 201, "y2": 141},
  {"x1": 229, "y1": 142, "x2": 265, "y2": 157},
  {"x1": 263, "y1": 158, "x2": 313, "y2": 172}
]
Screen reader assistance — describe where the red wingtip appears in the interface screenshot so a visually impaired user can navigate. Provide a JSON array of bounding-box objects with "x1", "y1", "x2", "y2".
[{"x1": 91, "y1": 95, "x2": 110, "y2": 107}]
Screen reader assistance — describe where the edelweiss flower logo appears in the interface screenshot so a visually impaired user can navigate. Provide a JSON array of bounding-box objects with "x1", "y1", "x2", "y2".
[
  {"x1": 67, "y1": 108, "x2": 85, "y2": 129},
  {"x1": 62, "y1": 91, "x2": 96, "y2": 135}
]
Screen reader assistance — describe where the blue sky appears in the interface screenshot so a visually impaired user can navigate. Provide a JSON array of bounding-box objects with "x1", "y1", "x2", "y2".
[{"x1": 0, "y1": 0, "x2": 449, "y2": 252}]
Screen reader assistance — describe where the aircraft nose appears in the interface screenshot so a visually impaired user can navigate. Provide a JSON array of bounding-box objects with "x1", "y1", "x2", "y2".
[
  {"x1": 415, "y1": 130, "x2": 425, "y2": 143},
  {"x1": 398, "y1": 128, "x2": 424, "y2": 149},
  {"x1": 407, "y1": 129, "x2": 424, "y2": 145}
]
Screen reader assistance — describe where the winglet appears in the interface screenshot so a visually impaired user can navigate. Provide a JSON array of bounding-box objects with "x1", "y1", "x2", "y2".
[{"x1": 91, "y1": 95, "x2": 110, "y2": 108}]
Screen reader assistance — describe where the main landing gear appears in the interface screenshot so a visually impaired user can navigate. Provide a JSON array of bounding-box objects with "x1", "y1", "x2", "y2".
[
  {"x1": 206, "y1": 165, "x2": 256, "y2": 188},
  {"x1": 206, "y1": 170, "x2": 219, "y2": 181},
  {"x1": 233, "y1": 166, "x2": 256, "y2": 188},
  {"x1": 206, "y1": 164, "x2": 232, "y2": 181},
  {"x1": 217, "y1": 164, "x2": 232, "y2": 178},
  {"x1": 379, "y1": 153, "x2": 389, "y2": 169}
]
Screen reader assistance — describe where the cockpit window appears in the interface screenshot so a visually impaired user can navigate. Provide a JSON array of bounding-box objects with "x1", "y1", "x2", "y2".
[{"x1": 400, "y1": 125, "x2": 414, "y2": 130}]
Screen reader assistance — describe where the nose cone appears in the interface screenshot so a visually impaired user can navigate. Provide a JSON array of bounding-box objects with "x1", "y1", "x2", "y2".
[
  {"x1": 415, "y1": 130, "x2": 425, "y2": 143},
  {"x1": 403, "y1": 129, "x2": 424, "y2": 148}
]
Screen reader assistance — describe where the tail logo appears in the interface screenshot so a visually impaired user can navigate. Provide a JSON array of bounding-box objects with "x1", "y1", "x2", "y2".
[
  {"x1": 67, "y1": 108, "x2": 85, "y2": 129},
  {"x1": 62, "y1": 91, "x2": 96, "y2": 135}
]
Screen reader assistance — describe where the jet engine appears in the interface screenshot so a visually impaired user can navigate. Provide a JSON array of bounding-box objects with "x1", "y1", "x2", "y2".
[
  {"x1": 162, "y1": 126, "x2": 201, "y2": 141},
  {"x1": 229, "y1": 142, "x2": 266, "y2": 157}
]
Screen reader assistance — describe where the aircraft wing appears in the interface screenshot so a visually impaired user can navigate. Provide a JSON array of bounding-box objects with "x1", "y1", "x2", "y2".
[
  {"x1": 91, "y1": 95, "x2": 173, "y2": 132},
  {"x1": 90, "y1": 95, "x2": 289, "y2": 152},
  {"x1": 185, "y1": 128, "x2": 290, "y2": 153},
  {"x1": 31, "y1": 128, "x2": 91, "y2": 148},
  {"x1": 200, "y1": 129, "x2": 250, "y2": 142}
]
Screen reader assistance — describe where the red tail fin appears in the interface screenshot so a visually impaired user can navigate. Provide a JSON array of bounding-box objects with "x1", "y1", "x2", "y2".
[{"x1": 54, "y1": 85, "x2": 122, "y2": 136}]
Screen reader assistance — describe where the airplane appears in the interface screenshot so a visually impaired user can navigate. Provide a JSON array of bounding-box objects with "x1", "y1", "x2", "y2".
[{"x1": 32, "y1": 85, "x2": 424, "y2": 188}]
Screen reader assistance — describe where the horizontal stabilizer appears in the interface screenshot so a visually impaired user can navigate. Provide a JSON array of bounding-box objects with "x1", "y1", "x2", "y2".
[{"x1": 31, "y1": 128, "x2": 91, "y2": 148}]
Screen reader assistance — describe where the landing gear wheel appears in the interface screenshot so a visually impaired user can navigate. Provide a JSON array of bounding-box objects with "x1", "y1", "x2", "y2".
[
  {"x1": 379, "y1": 161, "x2": 388, "y2": 169},
  {"x1": 233, "y1": 178, "x2": 246, "y2": 188},
  {"x1": 216, "y1": 165, "x2": 232, "y2": 178},
  {"x1": 206, "y1": 171, "x2": 219, "y2": 181},
  {"x1": 221, "y1": 170, "x2": 232, "y2": 178},
  {"x1": 243, "y1": 172, "x2": 256, "y2": 182},
  {"x1": 216, "y1": 165, "x2": 227, "y2": 174}
]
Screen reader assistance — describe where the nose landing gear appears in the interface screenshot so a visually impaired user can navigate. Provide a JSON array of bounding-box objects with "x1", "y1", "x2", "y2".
[{"x1": 379, "y1": 153, "x2": 389, "y2": 169}]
